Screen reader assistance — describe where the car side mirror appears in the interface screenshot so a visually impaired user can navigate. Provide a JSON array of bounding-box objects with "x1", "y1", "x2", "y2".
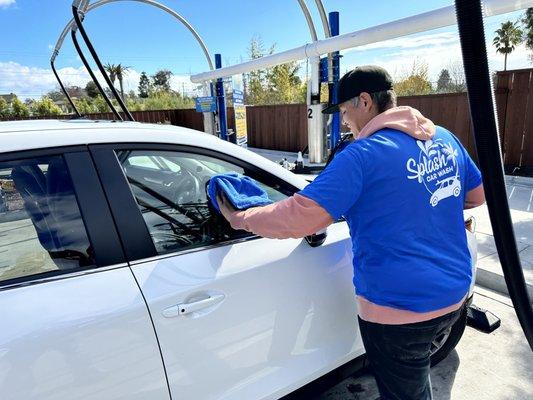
[{"x1": 305, "y1": 229, "x2": 327, "y2": 247}]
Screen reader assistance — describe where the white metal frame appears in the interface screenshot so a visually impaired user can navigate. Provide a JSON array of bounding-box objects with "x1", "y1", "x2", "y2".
[{"x1": 190, "y1": 0, "x2": 533, "y2": 164}]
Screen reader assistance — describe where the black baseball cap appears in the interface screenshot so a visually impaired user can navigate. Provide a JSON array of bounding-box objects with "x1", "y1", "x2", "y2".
[{"x1": 322, "y1": 65, "x2": 394, "y2": 114}]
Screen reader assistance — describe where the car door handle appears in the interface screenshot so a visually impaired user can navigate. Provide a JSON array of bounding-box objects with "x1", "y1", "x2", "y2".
[{"x1": 162, "y1": 294, "x2": 225, "y2": 318}]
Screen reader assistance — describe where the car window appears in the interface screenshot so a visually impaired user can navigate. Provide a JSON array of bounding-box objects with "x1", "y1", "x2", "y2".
[
  {"x1": 0, "y1": 155, "x2": 95, "y2": 284},
  {"x1": 116, "y1": 150, "x2": 290, "y2": 255},
  {"x1": 128, "y1": 154, "x2": 181, "y2": 173},
  {"x1": 128, "y1": 155, "x2": 160, "y2": 170}
]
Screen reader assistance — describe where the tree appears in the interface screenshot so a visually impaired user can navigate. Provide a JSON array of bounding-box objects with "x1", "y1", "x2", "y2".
[
  {"x1": 394, "y1": 60, "x2": 433, "y2": 96},
  {"x1": 45, "y1": 89, "x2": 66, "y2": 103},
  {"x1": 138, "y1": 71, "x2": 151, "y2": 98},
  {"x1": 152, "y1": 69, "x2": 173, "y2": 92},
  {"x1": 436, "y1": 64, "x2": 466, "y2": 93},
  {"x1": 104, "y1": 63, "x2": 118, "y2": 87},
  {"x1": 93, "y1": 95, "x2": 110, "y2": 113},
  {"x1": 493, "y1": 21, "x2": 523, "y2": 71},
  {"x1": 10, "y1": 97, "x2": 30, "y2": 118},
  {"x1": 244, "y1": 36, "x2": 305, "y2": 105},
  {"x1": 522, "y1": 8, "x2": 533, "y2": 62},
  {"x1": 74, "y1": 97, "x2": 95, "y2": 114},
  {"x1": 115, "y1": 64, "x2": 130, "y2": 99},
  {"x1": 265, "y1": 61, "x2": 305, "y2": 104},
  {"x1": 31, "y1": 97, "x2": 62, "y2": 116},
  {"x1": 245, "y1": 35, "x2": 270, "y2": 104},
  {"x1": 85, "y1": 81, "x2": 100, "y2": 98},
  {"x1": 447, "y1": 61, "x2": 467, "y2": 92},
  {"x1": 0, "y1": 98, "x2": 9, "y2": 119},
  {"x1": 436, "y1": 69, "x2": 452, "y2": 93}
]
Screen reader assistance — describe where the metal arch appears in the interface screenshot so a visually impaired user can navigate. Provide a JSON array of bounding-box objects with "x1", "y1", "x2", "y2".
[
  {"x1": 313, "y1": 0, "x2": 333, "y2": 82},
  {"x1": 297, "y1": 1, "x2": 334, "y2": 82},
  {"x1": 313, "y1": 0, "x2": 331, "y2": 38},
  {"x1": 52, "y1": 0, "x2": 214, "y2": 71},
  {"x1": 297, "y1": 0, "x2": 318, "y2": 42}
]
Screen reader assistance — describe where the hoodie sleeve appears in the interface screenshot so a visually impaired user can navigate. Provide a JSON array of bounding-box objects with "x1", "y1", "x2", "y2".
[{"x1": 228, "y1": 194, "x2": 333, "y2": 239}]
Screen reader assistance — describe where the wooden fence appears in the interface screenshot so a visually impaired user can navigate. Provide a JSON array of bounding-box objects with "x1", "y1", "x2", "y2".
[
  {"x1": 495, "y1": 68, "x2": 533, "y2": 173},
  {"x1": 244, "y1": 104, "x2": 308, "y2": 151},
  {"x1": 397, "y1": 93, "x2": 476, "y2": 160},
  {"x1": 2, "y1": 69, "x2": 531, "y2": 172}
]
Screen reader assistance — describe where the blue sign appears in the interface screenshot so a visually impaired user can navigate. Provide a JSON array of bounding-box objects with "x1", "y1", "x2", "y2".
[
  {"x1": 232, "y1": 89, "x2": 244, "y2": 105},
  {"x1": 195, "y1": 96, "x2": 217, "y2": 113}
]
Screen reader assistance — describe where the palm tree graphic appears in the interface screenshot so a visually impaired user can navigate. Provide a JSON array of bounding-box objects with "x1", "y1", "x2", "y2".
[{"x1": 442, "y1": 142, "x2": 459, "y2": 167}]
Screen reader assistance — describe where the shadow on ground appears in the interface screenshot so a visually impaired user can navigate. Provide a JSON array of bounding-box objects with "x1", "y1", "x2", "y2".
[{"x1": 430, "y1": 350, "x2": 460, "y2": 400}]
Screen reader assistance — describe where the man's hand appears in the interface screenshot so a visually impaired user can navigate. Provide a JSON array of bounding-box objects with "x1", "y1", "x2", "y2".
[{"x1": 216, "y1": 191, "x2": 237, "y2": 222}]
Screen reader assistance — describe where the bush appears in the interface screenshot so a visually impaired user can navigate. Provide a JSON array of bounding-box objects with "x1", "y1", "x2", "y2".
[
  {"x1": 394, "y1": 60, "x2": 434, "y2": 96},
  {"x1": 31, "y1": 97, "x2": 62, "y2": 117},
  {"x1": 10, "y1": 98, "x2": 30, "y2": 118}
]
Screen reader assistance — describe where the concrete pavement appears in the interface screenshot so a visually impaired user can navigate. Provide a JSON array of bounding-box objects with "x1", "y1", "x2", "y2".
[
  {"x1": 467, "y1": 176, "x2": 533, "y2": 298},
  {"x1": 318, "y1": 286, "x2": 533, "y2": 400}
]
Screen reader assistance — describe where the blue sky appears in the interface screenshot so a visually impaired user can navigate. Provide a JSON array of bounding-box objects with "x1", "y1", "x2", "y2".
[{"x1": 0, "y1": 0, "x2": 529, "y2": 99}]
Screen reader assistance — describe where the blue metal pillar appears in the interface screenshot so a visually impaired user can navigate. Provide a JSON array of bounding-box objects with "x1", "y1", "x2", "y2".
[
  {"x1": 215, "y1": 53, "x2": 228, "y2": 141},
  {"x1": 329, "y1": 11, "x2": 341, "y2": 149}
]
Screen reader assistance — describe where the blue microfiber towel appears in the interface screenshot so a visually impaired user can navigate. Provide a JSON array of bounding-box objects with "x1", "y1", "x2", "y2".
[{"x1": 207, "y1": 172, "x2": 273, "y2": 213}]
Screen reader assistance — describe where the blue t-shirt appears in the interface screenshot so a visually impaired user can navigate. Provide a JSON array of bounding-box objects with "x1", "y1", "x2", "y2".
[{"x1": 300, "y1": 127, "x2": 482, "y2": 312}]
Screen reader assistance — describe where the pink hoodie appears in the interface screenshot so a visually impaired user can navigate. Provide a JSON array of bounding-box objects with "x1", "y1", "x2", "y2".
[
  {"x1": 357, "y1": 105, "x2": 435, "y2": 140},
  {"x1": 227, "y1": 107, "x2": 465, "y2": 324}
]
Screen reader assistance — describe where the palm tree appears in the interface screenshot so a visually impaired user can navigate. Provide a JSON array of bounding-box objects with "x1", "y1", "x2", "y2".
[
  {"x1": 115, "y1": 64, "x2": 130, "y2": 100},
  {"x1": 493, "y1": 21, "x2": 523, "y2": 71},
  {"x1": 104, "y1": 63, "x2": 118, "y2": 87}
]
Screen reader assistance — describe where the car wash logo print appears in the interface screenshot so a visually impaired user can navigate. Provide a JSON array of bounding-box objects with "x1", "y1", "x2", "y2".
[{"x1": 406, "y1": 139, "x2": 461, "y2": 207}]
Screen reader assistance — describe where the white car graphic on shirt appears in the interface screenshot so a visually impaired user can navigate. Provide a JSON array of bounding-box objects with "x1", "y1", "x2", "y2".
[{"x1": 430, "y1": 176, "x2": 461, "y2": 207}]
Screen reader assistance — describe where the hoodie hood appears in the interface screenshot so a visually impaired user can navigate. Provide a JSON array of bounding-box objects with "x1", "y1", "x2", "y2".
[{"x1": 358, "y1": 106, "x2": 435, "y2": 141}]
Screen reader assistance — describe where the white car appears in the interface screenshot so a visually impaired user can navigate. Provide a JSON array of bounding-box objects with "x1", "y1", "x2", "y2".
[
  {"x1": 0, "y1": 120, "x2": 476, "y2": 400},
  {"x1": 430, "y1": 176, "x2": 462, "y2": 207}
]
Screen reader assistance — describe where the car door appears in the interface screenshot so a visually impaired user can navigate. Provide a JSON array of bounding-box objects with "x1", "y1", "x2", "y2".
[
  {"x1": 0, "y1": 148, "x2": 170, "y2": 400},
  {"x1": 91, "y1": 143, "x2": 362, "y2": 400}
]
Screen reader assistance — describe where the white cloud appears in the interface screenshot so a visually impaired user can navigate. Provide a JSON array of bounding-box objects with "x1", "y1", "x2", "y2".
[
  {"x1": 345, "y1": 32, "x2": 458, "y2": 53},
  {"x1": 0, "y1": 61, "x2": 199, "y2": 100},
  {"x1": 47, "y1": 44, "x2": 54, "y2": 51},
  {"x1": 0, "y1": 61, "x2": 92, "y2": 98},
  {"x1": 170, "y1": 74, "x2": 197, "y2": 94},
  {"x1": 340, "y1": 30, "x2": 533, "y2": 82},
  {"x1": 0, "y1": 0, "x2": 15, "y2": 8}
]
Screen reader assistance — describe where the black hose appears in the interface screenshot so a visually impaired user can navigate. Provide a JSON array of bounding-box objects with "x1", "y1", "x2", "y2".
[
  {"x1": 71, "y1": 30, "x2": 123, "y2": 121},
  {"x1": 72, "y1": 5, "x2": 135, "y2": 122},
  {"x1": 51, "y1": 59, "x2": 81, "y2": 117},
  {"x1": 455, "y1": 0, "x2": 533, "y2": 350}
]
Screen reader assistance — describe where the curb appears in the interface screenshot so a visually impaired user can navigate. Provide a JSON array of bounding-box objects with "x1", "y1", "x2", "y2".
[
  {"x1": 475, "y1": 266, "x2": 533, "y2": 300},
  {"x1": 505, "y1": 175, "x2": 533, "y2": 187}
]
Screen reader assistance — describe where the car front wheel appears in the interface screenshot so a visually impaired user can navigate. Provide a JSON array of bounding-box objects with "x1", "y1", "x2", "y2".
[{"x1": 429, "y1": 305, "x2": 467, "y2": 366}]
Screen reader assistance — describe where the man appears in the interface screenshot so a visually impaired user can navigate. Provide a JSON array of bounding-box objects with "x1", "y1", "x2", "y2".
[{"x1": 217, "y1": 65, "x2": 485, "y2": 400}]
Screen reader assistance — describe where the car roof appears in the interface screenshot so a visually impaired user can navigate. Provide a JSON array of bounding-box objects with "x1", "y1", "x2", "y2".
[
  {"x1": 0, "y1": 119, "x2": 308, "y2": 190},
  {"x1": 1, "y1": 119, "x2": 182, "y2": 135},
  {"x1": 0, "y1": 119, "x2": 116, "y2": 133}
]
